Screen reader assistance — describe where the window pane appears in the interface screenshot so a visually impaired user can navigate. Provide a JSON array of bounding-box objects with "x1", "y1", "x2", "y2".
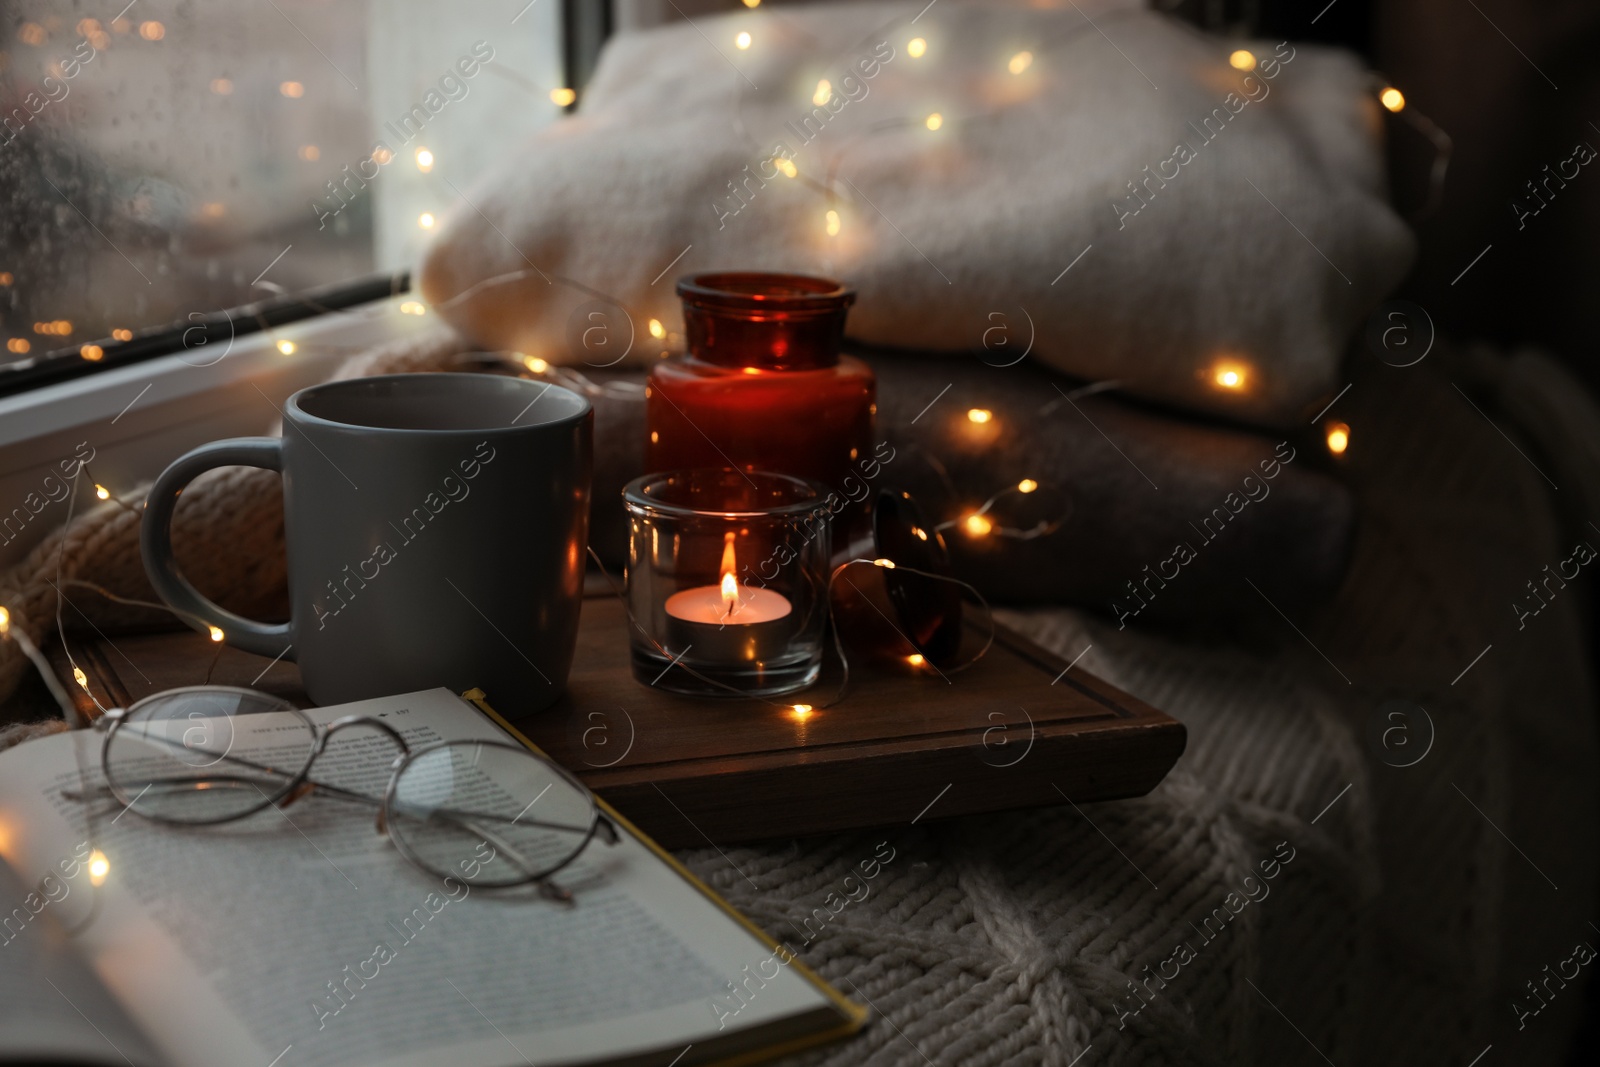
[{"x1": 0, "y1": 0, "x2": 562, "y2": 367}]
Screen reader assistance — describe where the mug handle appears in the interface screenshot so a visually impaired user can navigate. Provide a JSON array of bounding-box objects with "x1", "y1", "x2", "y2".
[{"x1": 140, "y1": 438, "x2": 293, "y2": 660}]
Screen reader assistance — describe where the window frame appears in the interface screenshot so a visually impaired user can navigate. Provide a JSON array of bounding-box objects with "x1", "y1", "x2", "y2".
[
  {"x1": 0, "y1": 273, "x2": 408, "y2": 400},
  {"x1": 0, "y1": 1, "x2": 616, "y2": 400}
]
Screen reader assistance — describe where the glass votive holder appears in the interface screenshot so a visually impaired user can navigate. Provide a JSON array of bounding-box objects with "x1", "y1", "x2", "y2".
[{"x1": 623, "y1": 469, "x2": 830, "y2": 697}]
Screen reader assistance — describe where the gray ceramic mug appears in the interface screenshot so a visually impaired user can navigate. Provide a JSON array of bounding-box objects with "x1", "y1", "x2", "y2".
[{"x1": 141, "y1": 373, "x2": 593, "y2": 717}]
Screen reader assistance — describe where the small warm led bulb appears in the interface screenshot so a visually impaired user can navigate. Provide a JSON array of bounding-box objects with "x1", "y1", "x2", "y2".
[
  {"x1": 967, "y1": 408, "x2": 992, "y2": 424},
  {"x1": 774, "y1": 157, "x2": 798, "y2": 178},
  {"x1": 791, "y1": 703, "x2": 813, "y2": 720},
  {"x1": 0, "y1": 606, "x2": 11, "y2": 633},
  {"x1": 873, "y1": 558, "x2": 896, "y2": 569},
  {"x1": 907, "y1": 37, "x2": 927, "y2": 58},
  {"x1": 418, "y1": 212, "x2": 436, "y2": 229},
  {"x1": 735, "y1": 30, "x2": 752, "y2": 50},
  {"x1": 743, "y1": 0, "x2": 760, "y2": 7},
  {"x1": 276, "y1": 339, "x2": 297, "y2": 356},
  {"x1": 825, "y1": 209, "x2": 841, "y2": 236},
  {"x1": 1379, "y1": 87, "x2": 1405, "y2": 113},
  {"x1": 80, "y1": 344, "x2": 103, "y2": 361},
  {"x1": 907, "y1": 653, "x2": 926, "y2": 666},
  {"x1": 73, "y1": 666, "x2": 88, "y2": 689},
  {"x1": 414, "y1": 147, "x2": 434, "y2": 171},
  {"x1": 965, "y1": 513, "x2": 993, "y2": 537},
  {"x1": 648, "y1": 318, "x2": 667, "y2": 340},
  {"x1": 1229, "y1": 49, "x2": 1256, "y2": 71},
  {"x1": 208, "y1": 625, "x2": 225, "y2": 642},
  {"x1": 1008, "y1": 51, "x2": 1033, "y2": 75},
  {"x1": 1326, "y1": 421, "x2": 1350, "y2": 455},
  {"x1": 87, "y1": 849, "x2": 109, "y2": 886},
  {"x1": 94, "y1": 484, "x2": 110, "y2": 500},
  {"x1": 1212, "y1": 362, "x2": 1248, "y2": 390},
  {"x1": 1017, "y1": 478, "x2": 1038, "y2": 493},
  {"x1": 398, "y1": 300, "x2": 426, "y2": 315},
  {"x1": 813, "y1": 79, "x2": 832, "y2": 106},
  {"x1": 523, "y1": 355, "x2": 549, "y2": 373},
  {"x1": 925, "y1": 112, "x2": 943, "y2": 131},
  {"x1": 550, "y1": 87, "x2": 576, "y2": 107}
]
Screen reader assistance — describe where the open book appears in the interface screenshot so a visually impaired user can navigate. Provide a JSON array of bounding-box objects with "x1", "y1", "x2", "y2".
[{"x1": 0, "y1": 688, "x2": 864, "y2": 1067}]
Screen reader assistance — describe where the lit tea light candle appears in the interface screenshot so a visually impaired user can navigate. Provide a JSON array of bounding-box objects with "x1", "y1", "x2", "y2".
[
  {"x1": 664, "y1": 533, "x2": 791, "y2": 661},
  {"x1": 624, "y1": 469, "x2": 830, "y2": 697}
]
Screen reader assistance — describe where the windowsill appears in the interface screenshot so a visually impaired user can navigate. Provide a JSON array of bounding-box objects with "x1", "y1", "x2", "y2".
[{"x1": 0, "y1": 295, "x2": 437, "y2": 568}]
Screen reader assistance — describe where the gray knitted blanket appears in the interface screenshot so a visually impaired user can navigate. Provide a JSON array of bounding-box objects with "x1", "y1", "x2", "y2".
[{"x1": 672, "y1": 346, "x2": 1600, "y2": 1066}]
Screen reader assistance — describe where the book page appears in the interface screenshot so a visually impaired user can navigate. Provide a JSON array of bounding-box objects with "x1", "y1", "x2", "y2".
[
  {"x1": 0, "y1": 690, "x2": 835, "y2": 1067},
  {"x1": 0, "y1": 848, "x2": 165, "y2": 1066}
]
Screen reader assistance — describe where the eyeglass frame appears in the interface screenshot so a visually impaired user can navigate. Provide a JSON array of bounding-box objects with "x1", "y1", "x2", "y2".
[{"x1": 90, "y1": 685, "x2": 619, "y2": 900}]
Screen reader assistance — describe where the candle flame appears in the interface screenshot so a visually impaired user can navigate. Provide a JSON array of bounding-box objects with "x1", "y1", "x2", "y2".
[{"x1": 720, "y1": 533, "x2": 738, "y2": 618}]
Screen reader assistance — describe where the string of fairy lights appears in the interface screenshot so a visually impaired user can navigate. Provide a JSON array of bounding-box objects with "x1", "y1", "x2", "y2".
[
  {"x1": 585, "y1": 543, "x2": 997, "y2": 719},
  {"x1": 723, "y1": 6, "x2": 1446, "y2": 245},
  {"x1": 0, "y1": 601, "x2": 115, "y2": 897},
  {"x1": 4, "y1": 2, "x2": 1442, "y2": 392},
  {"x1": 710, "y1": 0, "x2": 1448, "y2": 473},
  {"x1": 5, "y1": 3, "x2": 1436, "y2": 697}
]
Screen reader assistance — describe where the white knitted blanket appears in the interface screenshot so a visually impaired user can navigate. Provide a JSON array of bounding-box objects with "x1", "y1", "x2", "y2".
[
  {"x1": 420, "y1": 0, "x2": 1415, "y2": 429},
  {"x1": 672, "y1": 346, "x2": 1600, "y2": 1066}
]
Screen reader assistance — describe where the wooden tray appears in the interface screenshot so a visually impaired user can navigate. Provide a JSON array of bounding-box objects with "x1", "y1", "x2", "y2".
[{"x1": 50, "y1": 595, "x2": 1185, "y2": 849}]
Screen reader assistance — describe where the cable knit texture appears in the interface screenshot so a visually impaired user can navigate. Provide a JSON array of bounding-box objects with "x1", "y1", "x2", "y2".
[{"x1": 0, "y1": 336, "x2": 1594, "y2": 1065}]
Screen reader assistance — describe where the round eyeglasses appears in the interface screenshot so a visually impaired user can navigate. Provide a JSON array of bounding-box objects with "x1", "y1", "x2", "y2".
[{"x1": 90, "y1": 686, "x2": 617, "y2": 902}]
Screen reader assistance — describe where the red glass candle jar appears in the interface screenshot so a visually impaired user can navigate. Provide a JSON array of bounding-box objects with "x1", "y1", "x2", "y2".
[{"x1": 645, "y1": 272, "x2": 876, "y2": 509}]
